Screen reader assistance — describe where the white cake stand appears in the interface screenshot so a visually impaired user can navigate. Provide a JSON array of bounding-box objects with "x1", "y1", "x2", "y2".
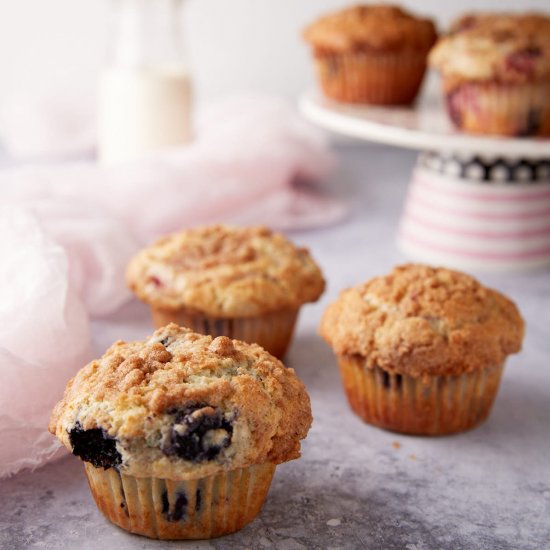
[{"x1": 299, "y1": 89, "x2": 550, "y2": 271}]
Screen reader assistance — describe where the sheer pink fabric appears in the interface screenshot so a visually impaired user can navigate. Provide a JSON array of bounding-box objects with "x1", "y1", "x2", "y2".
[{"x1": 0, "y1": 95, "x2": 344, "y2": 477}]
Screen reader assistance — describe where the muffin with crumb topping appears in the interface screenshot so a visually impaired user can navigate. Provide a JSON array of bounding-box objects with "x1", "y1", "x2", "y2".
[
  {"x1": 126, "y1": 225, "x2": 325, "y2": 358},
  {"x1": 49, "y1": 324, "x2": 312, "y2": 540},
  {"x1": 303, "y1": 4, "x2": 437, "y2": 104},
  {"x1": 320, "y1": 264, "x2": 524, "y2": 435},
  {"x1": 429, "y1": 12, "x2": 550, "y2": 136}
]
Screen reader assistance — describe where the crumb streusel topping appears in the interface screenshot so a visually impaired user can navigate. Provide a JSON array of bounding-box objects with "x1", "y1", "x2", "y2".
[
  {"x1": 303, "y1": 5, "x2": 437, "y2": 54},
  {"x1": 49, "y1": 324, "x2": 312, "y2": 479},
  {"x1": 429, "y1": 12, "x2": 550, "y2": 89},
  {"x1": 126, "y1": 225, "x2": 325, "y2": 317},
  {"x1": 320, "y1": 264, "x2": 524, "y2": 377}
]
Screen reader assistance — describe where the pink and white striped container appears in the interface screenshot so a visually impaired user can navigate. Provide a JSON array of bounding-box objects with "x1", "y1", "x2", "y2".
[{"x1": 398, "y1": 153, "x2": 550, "y2": 271}]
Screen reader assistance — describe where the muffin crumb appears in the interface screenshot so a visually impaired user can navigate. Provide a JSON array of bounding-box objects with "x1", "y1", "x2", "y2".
[{"x1": 208, "y1": 336, "x2": 236, "y2": 357}]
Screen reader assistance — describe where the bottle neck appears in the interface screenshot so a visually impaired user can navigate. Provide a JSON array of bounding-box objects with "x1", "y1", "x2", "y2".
[{"x1": 107, "y1": 0, "x2": 185, "y2": 69}]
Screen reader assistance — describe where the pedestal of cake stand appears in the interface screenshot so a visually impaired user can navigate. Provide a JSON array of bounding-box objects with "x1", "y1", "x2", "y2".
[
  {"x1": 398, "y1": 151, "x2": 550, "y2": 271},
  {"x1": 299, "y1": 90, "x2": 550, "y2": 271}
]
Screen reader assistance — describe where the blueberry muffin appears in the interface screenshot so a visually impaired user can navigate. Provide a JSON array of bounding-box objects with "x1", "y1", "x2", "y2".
[
  {"x1": 429, "y1": 12, "x2": 550, "y2": 136},
  {"x1": 49, "y1": 324, "x2": 312, "y2": 540},
  {"x1": 126, "y1": 225, "x2": 325, "y2": 358},
  {"x1": 303, "y1": 4, "x2": 437, "y2": 104},
  {"x1": 320, "y1": 264, "x2": 524, "y2": 435}
]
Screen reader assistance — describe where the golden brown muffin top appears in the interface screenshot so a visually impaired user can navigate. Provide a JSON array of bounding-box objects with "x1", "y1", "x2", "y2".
[
  {"x1": 319, "y1": 264, "x2": 524, "y2": 377},
  {"x1": 429, "y1": 12, "x2": 550, "y2": 88},
  {"x1": 303, "y1": 4, "x2": 437, "y2": 54},
  {"x1": 49, "y1": 324, "x2": 312, "y2": 479},
  {"x1": 126, "y1": 225, "x2": 325, "y2": 317}
]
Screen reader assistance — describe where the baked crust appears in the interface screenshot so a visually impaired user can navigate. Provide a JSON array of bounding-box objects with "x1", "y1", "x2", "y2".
[
  {"x1": 429, "y1": 12, "x2": 550, "y2": 89},
  {"x1": 49, "y1": 324, "x2": 312, "y2": 479},
  {"x1": 126, "y1": 225, "x2": 325, "y2": 317},
  {"x1": 303, "y1": 5, "x2": 437, "y2": 55},
  {"x1": 319, "y1": 264, "x2": 524, "y2": 377}
]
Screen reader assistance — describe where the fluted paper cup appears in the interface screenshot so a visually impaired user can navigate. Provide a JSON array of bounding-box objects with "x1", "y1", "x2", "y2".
[
  {"x1": 337, "y1": 355, "x2": 504, "y2": 435},
  {"x1": 443, "y1": 81, "x2": 550, "y2": 137},
  {"x1": 151, "y1": 308, "x2": 299, "y2": 358},
  {"x1": 314, "y1": 51, "x2": 428, "y2": 105},
  {"x1": 84, "y1": 462, "x2": 276, "y2": 540}
]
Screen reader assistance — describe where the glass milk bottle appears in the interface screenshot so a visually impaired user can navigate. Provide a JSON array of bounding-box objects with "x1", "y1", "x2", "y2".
[{"x1": 98, "y1": 0, "x2": 192, "y2": 164}]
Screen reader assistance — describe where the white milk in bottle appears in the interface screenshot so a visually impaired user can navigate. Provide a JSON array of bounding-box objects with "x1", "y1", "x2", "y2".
[{"x1": 98, "y1": 0, "x2": 192, "y2": 164}]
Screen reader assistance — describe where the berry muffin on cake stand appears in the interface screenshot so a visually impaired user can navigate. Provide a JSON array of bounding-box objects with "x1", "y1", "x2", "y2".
[{"x1": 301, "y1": 12, "x2": 550, "y2": 271}]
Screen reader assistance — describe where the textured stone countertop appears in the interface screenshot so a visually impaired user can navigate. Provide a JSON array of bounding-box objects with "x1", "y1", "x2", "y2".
[{"x1": 1, "y1": 144, "x2": 549, "y2": 550}]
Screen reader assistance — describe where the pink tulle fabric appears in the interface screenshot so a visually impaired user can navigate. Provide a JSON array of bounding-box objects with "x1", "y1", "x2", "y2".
[{"x1": 0, "y1": 94, "x2": 344, "y2": 477}]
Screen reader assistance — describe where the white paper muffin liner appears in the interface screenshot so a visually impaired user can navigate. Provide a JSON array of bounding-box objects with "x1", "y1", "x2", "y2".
[
  {"x1": 84, "y1": 462, "x2": 276, "y2": 540},
  {"x1": 443, "y1": 81, "x2": 550, "y2": 137},
  {"x1": 314, "y1": 51, "x2": 428, "y2": 105},
  {"x1": 151, "y1": 307, "x2": 299, "y2": 358},
  {"x1": 338, "y1": 356, "x2": 505, "y2": 435}
]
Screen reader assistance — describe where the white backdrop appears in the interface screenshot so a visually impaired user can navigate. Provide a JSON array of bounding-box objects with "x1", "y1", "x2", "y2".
[{"x1": 0, "y1": 0, "x2": 548, "y2": 105}]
